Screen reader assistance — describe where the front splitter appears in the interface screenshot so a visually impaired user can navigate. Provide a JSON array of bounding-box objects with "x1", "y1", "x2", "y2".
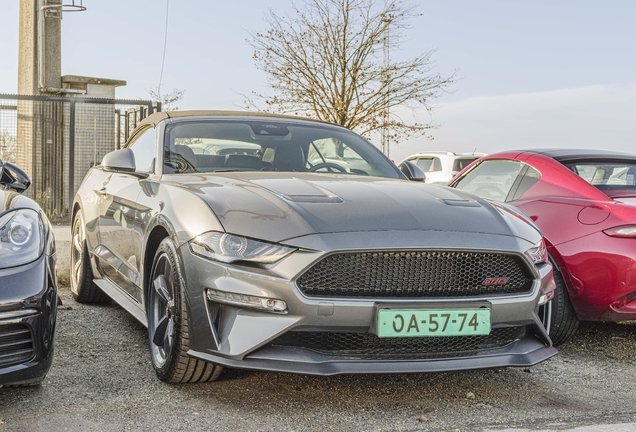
[{"x1": 188, "y1": 337, "x2": 557, "y2": 376}]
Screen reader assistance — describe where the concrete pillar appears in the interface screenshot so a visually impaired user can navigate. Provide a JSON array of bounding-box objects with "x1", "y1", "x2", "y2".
[
  {"x1": 17, "y1": 0, "x2": 65, "y2": 216},
  {"x1": 18, "y1": 0, "x2": 62, "y2": 95},
  {"x1": 14, "y1": 2, "x2": 128, "y2": 219}
]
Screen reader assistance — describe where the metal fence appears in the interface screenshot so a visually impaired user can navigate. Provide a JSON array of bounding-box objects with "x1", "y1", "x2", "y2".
[{"x1": 0, "y1": 94, "x2": 160, "y2": 221}]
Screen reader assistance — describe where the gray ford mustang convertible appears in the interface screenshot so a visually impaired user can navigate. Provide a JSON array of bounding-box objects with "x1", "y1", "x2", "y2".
[{"x1": 72, "y1": 111, "x2": 557, "y2": 383}]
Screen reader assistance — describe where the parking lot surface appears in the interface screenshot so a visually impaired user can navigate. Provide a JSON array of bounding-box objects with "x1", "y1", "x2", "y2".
[{"x1": 1, "y1": 286, "x2": 636, "y2": 432}]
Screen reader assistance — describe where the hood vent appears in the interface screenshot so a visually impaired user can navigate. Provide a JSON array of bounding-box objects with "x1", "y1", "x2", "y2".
[
  {"x1": 283, "y1": 194, "x2": 343, "y2": 203},
  {"x1": 440, "y1": 199, "x2": 481, "y2": 207}
]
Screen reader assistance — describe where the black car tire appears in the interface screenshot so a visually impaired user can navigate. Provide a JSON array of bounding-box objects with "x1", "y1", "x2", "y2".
[
  {"x1": 147, "y1": 238, "x2": 223, "y2": 384},
  {"x1": 71, "y1": 211, "x2": 107, "y2": 303},
  {"x1": 541, "y1": 266, "x2": 579, "y2": 346}
]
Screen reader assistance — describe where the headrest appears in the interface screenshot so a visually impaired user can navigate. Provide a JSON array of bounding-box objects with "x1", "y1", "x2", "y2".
[
  {"x1": 224, "y1": 154, "x2": 263, "y2": 169},
  {"x1": 174, "y1": 145, "x2": 196, "y2": 164},
  {"x1": 273, "y1": 144, "x2": 305, "y2": 172},
  {"x1": 195, "y1": 154, "x2": 225, "y2": 168}
]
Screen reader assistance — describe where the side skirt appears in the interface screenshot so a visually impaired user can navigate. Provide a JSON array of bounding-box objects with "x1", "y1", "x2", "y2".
[{"x1": 93, "y1": 279, "x2": 148, "y2": 327}]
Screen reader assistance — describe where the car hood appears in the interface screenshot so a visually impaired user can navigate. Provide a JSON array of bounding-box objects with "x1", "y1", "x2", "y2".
[{"x1": 165, "y1": 173, "x2": 540, "y2": 244}]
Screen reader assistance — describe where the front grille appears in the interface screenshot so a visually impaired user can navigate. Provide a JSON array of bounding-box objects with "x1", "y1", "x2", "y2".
[
  {"x1": 270, "y1": 326, "x2": 528, "y2": 360},
  {"x1": 297, "y1": 251, "x2": 533, "y2": 298},
  {"x1": 0, "y1": 323, "x2": 35, "y2": 368}
]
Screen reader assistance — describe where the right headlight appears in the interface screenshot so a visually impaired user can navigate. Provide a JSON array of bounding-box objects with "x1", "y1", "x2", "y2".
[
  {"x1": 190, "y1": 232, "x2": 296, "y2": 264},
  {"x1": 0, "y1": 209, "x2": 44, "y2": 268},
  {"x1": 525, "y1": 238, "x2": 548, "y2": 265}
]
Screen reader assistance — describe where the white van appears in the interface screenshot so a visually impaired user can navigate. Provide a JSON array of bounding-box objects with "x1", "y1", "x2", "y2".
[{"x1": 398, "y1": 151, "x2": 486, "y2": 184}]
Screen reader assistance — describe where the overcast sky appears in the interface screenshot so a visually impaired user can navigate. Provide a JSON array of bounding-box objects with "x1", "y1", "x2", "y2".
[{"x1": 1, "y1": 0, "x2": 634, "y2": 161}]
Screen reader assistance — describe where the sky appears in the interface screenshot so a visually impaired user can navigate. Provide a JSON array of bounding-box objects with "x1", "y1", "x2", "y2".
[{"x1": 1, "y1": 0, "x2": 635, "y2": 162}]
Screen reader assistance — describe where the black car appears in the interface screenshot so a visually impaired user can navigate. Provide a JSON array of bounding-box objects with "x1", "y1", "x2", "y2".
[{"x1": 0, "y1": 159, "x2": 57, "y2": 387}]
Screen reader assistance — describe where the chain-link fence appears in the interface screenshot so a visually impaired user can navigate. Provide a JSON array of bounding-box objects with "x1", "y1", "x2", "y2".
[{"x1": 0, "y1": 94, "x2": 160, "y2": 221}]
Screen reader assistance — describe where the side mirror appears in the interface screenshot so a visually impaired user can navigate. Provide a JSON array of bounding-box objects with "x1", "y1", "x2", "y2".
[
  {"x1": 102, "y1": 148, "x2": 136, "y2": 173},
  {"x1": 0, "y1": 161, "x2": 31, "y2": 193},
  {"x1": 399, "y1": 161, "x2": 427, "y2": 182}
]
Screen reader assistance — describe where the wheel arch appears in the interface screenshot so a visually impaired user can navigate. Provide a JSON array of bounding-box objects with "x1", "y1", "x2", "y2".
[
  {"x1": 141, "y1": 215, "x2": 182, "y2": 306},
  {"x1": 71, "y1": 201, "x2": 81, "y2": 221},
  {"x1": 143, "y1": 226, "x2": 170, "y2": 302}
]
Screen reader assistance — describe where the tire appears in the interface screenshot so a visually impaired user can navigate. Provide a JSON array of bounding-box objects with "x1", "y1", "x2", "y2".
[
  {"x1": 70, "y1": 211, "x2": 107, "y2": 303},
  {"x1": 147, "y1": 238, "x2": 223, "y2": 384},
  {"x1": 539, "y1": 266, "x2": 579, "y2": 346}
]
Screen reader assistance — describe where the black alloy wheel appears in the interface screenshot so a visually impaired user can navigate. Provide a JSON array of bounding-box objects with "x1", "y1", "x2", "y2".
[{"x1": 148, "y1": 249, "x2": 175, "y2": 369}]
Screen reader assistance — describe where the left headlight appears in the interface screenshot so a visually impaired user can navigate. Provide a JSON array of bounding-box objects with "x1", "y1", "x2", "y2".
[
  {"x1": 190, "y1": 232, "x2": 297, "y2": 264},
  {"x1": 525, "y1": 238, "x2": 548, "y2": 265},
  {"x1": 0, "y1": 209, "x2": 44, "y2": 269}
]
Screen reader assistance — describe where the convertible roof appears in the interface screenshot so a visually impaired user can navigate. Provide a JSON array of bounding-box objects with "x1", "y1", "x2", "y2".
[
  {"x1": 137, "y1": 110, "x2": 330, "y2": 128},
  {"x1": 522, "y1": 148, "x2": 636, "y2": 163}
]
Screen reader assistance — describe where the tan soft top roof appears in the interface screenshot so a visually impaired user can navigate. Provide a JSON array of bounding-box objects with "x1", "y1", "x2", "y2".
[{"x1": 137, "y1": 110, "x2": 330, "y2": 128}]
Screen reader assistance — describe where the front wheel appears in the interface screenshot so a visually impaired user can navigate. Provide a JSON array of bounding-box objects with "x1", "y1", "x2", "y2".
[
  {"x1": 539, "y1": 266, "x2": 579, "y2": 346},
  {"x1": 147, "y1": 238, "x2": 223, "y2": 383}
]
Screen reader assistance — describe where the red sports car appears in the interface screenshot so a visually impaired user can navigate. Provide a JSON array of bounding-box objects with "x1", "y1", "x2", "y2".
[{"x1": 449, "y1": 149, "x2": 636, "y2": 345}]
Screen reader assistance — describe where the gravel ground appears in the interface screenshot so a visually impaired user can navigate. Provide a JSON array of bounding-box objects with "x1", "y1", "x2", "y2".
[{"x1": 1, "y1": 286, "x2": 636, "y2": 432}]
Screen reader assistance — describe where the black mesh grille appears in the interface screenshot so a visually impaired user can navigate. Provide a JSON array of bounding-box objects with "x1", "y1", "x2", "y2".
[
  {"x1": 296, "y1": 251, "x2": 533, "y2": 298},
  {"x1": 271, "y1": 326, "x2": 528, "y2": 360},
  {"x1": 0, "y1": 323, "x2": 35, "y2": 368}
]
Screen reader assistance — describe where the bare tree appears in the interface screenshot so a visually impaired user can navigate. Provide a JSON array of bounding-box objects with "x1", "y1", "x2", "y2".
[
  {"x1": 147, "y1": 86, "x2": 186, "y2": 111},
  {"x1": 248, "y1": 0, "x2": 455, "y2": 142}
]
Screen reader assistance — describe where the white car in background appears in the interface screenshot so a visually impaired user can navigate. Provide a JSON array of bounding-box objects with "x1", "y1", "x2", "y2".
[{"x1": 398, "y1": 151, "x2": 487, "y2": 184}]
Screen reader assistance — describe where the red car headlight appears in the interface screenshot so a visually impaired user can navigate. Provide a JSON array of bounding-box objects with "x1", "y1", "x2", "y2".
[{"x1": 603, "y1": 225, "x2": 636, "y2": 238}]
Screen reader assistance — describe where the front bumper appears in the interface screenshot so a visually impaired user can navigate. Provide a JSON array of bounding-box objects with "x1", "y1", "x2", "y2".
[
  {"x1": 0, "y1": 254, "x2": 57, "y2": 386},
  {"x1": 179, "y1": 231, "x2": 557, "y2": 375}
]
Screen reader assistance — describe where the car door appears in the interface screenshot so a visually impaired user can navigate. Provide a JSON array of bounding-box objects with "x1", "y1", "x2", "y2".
[{"x1": 95, "y1": 126, "x2": 156, "y2": 303}]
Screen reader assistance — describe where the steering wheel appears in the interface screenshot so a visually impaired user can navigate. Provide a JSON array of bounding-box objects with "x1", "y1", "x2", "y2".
[
  {"x1": 308, "y1": 162, "x2": 347, "y2": 173},
  {"x1": 473, "y1": 184, "x2": 506, "y2": 200},
  {"x1": 166, "y1": 151, "x2": 197, "y2": 173}
]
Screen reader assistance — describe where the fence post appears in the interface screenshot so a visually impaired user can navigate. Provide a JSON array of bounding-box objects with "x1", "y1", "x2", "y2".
[
  {"x1": 68, "y1": 100, "x2": 75, "y2": 219},
  {"x1": 116, "y1": 109, "x2": 121, "y2": 150}
]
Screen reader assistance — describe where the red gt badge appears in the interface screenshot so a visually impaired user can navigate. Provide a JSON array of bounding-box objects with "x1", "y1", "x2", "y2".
[{"x1": 483, "y1": 278, "x2": 510, "y2": 285}]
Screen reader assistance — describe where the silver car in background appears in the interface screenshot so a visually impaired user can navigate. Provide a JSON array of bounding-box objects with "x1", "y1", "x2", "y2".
[{"x1": 71, "y1": 111, "x2": 557, "y2": 383}]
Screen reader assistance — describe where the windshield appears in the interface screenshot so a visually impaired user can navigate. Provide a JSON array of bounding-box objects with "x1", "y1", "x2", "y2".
[
  {"x1": 565, "y1": 161, "x2": 636, "y2": 195},
  {"x1": 452, "y1": 160, "x2": 541, "y2": 202},
  {"x1": 163, "y1": 120, "x2": 399, "y2": 178}
]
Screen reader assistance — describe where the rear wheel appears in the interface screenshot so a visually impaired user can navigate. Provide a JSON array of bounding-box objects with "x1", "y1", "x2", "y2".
[
  {"x1": 539, "y1": 266, "x2": 579, "y2": 346},
  {"x1": 70, "y1": 211, "x2": 107, "y2": 303},
  {"x1": 147, "y1": 238, "x2": 223, "y2": 383}
]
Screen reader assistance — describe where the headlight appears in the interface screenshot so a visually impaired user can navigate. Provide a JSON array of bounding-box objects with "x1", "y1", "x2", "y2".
[
  {"x1": 603, "y1": 225, "x2": 636, "y2": 238},
  {"x1": 190, "y1": 232, "x2": 296, "y2": 264},
  {"x1": 525, "y1": 238, "x2": 548, "y2": 264},
  {"x1": 0, "y1": 209, "x2": 44, "y2": 268}
]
